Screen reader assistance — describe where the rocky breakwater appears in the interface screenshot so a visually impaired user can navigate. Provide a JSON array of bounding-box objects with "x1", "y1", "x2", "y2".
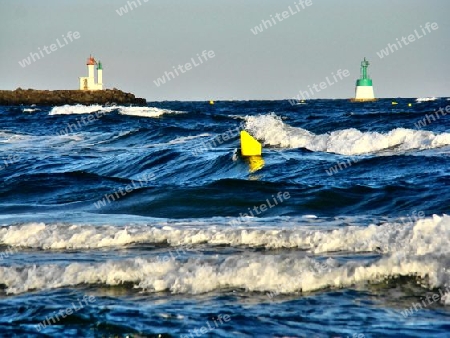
[{"x1": 0, "y1": 88, "x2": 146, "y2": 106}]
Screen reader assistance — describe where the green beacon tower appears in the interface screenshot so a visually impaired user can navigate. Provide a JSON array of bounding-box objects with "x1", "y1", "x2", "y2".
[{"x1": 354, "y1": 57, "x2": 375, "y2": 102}]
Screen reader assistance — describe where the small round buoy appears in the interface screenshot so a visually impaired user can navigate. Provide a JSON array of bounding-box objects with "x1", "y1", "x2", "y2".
[
  {"x1": 209, "y1": 100, "x2": 214, "y2": 105},
  {"x1": 408, "y1": 103, "x2": 412, "y2": 107}
]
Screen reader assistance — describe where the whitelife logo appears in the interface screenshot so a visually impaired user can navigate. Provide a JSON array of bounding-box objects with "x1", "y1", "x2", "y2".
[
  {"x1": 414, "y1": 105, "x2": 450, "y2": 129},
  {"x1": 400, "y1": 286, "x2": 450, "y2": 318},
  {"x1": 115, "y1": 0, "x2": 149, "y2": 16},
  {"x1": 376, "y1": 22, "x2": 438, "y2": 59},
  {"x1": 35, "y1": 295, "x2": 96, "y2": 332},
  {"x1": 18, "y1": 31, "x2": 81, "y2": 68},
  {"x1": 180, "y1": 314, "x2": 231, "y2": 338},
  {"x1": 153, "y1": 50, "x2": 215, "y2": 87},
  {"x1": 229, "y1": 192, "x2": 290, "y2": 226},
  {"x1": 250, "y1": 0, "x2": 313, "y2": 35},
  {"x1": 289, "y1": 69, "x2": 350, "y2": 104}
]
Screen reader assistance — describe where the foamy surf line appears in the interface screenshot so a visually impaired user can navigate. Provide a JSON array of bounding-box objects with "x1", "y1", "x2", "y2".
[
  {"x1": 244, "y1": 113, "x2": 450, "y2": 155},
  {"x1": 118, "y1": 106, "x2": 184, "y2": 118},
  {"x1": 0, "y1": 217, "x2": 449, "y2": 298},
  {"x1": 0, "y1": 250, "x2": 449, "y2": 298},
  {"x1": 49, "y1": 104, "x2": 183, "y2": 118},
  {"x1": 0, "y1": 215, "x2": 449, "y2": 255},
  {"x1": 49, "y1": 104, "x2": 114, "y2": 115}
]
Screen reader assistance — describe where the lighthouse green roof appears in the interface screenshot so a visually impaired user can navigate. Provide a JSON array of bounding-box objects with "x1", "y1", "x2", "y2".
[
  {"x1": 97, "y1": 61, "x2": 102, "y2": 70},
  {"x1": 356, "y1": 57, "x2": 372, "y2": 86}
]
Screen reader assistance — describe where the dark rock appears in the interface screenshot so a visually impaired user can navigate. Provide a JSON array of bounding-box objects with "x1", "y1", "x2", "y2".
[{"x1": 0, "y1": 89, "x2": 146, "y2": 106}]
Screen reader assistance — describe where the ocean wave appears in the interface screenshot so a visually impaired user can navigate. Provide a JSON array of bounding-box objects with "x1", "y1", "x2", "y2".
[
  {"x1": 0, "y1": 131, "x2": 31, "y2": 143},
  {"x1": 118, "y1": 107, "x2": 183, "y2": 118},
  {"x1": 0, "y1": 242, "x2": 448, "y2": 297},
  {"x1": 0, "y1": 130, "x2": 85, "y2": 147},
  {"x1": 48, "y1": 105, "x2": 183, "y2": 119},
  {"x1": 22, "y1": 108, "x2": 40, "y2": 113},
  {"x1": 166, "y1": 134, "x2": 211, "y2": 145},
  {"x1": 416, "y1": 97, "x2": 437, "y2": 102},
  {"x1": 49, "y1": 104, "x2": 115, "y2": 115},
  {"x1": 0, "y1": 215, "x2": 448, "y2": 254},
  {"x1": 0, "y1": 215, "x2": 448, "y2": 295},
  {"x1": 244, "y1": 113, "x2": 450, "y2": 155}
]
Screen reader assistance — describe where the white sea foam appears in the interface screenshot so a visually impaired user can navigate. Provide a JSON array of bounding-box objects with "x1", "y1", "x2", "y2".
[
  {"x1": 0, "y1": 215, "x2": 448, "y2": 295},
  {"x1": 49, "y1": 104, "x2": 114, "y2": 115},
  {"x1": 48, "y1": 105, "x2": 182, "y2": 118},
  {"x1": 302, "y1": 215, "x2": 318, "y2": 219},
  {"x1": 0, "y1": 215, "x2": 448, "y2": 253},
  {"x1": 118, "y1": 107, "x2": 183, "y2": 118},
  {"x1": 416, "y1": 97, "x2": 437, "y2": 102},
  {"x1": 244, "y1": 114, "x2": 450, "y2": 155},
  {"x1": 22, "y1": 108, "x2": 39, "y2": 113},
  {"x1": 0, "y1": 214, "x2": 449, "y2": 295}
]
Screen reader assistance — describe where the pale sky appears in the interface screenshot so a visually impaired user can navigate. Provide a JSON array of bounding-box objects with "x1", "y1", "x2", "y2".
[{"x1": 1, "y1": 0, "x2": 449, "y2": 100}]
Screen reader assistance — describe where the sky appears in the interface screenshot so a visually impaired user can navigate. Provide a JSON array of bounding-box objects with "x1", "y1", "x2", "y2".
[{"x1": 0, "y1": 0, "x2": 449, "y2": 100}]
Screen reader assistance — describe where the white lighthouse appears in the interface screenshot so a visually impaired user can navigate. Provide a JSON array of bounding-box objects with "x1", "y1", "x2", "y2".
[{"x1": 79, "y1": 55, "x2": 103, "y2": 91}]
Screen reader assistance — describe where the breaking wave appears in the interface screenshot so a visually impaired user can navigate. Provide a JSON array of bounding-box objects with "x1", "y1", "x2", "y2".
[
  {"x1": 0, "y1": 215, "x2": 448, "y2": 253},
  {"x1": 118, "y1": 106, "x2": 184, "y2": 118},
  {"x1": 22, "y1": 108, "x2": 39, "y2": 113},
  {"x1": 416, "y1": 97, "x2": 437, "y2": 102},
  {"x1": 245, "y1": 114, "x2": 450, "y2": 155},
  {"x1": 1, "y1": 252, "x2": 447, "y2": 296},
  {"x1": 49, "y1": 104, "x2": 114, "y2": 115},
  {"x1": 0, "y1": 215, "x2": 448, "y2": 296},
  {"x1": 48, "y1": 105, "x2": 183, "y2": 118}
]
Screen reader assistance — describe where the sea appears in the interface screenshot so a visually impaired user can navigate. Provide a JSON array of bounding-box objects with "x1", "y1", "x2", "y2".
[{"x1": 0, "y1": 98, "x2": 449, "y2": 337}]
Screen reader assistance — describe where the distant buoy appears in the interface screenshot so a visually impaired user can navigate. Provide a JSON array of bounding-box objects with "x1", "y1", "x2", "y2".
[
  {"x1": 209, "y1": 100, "x2": 214, "y2": 105},
  {"x1": 392, "y1": 102, "x2": 398, "y2": 105},
  {"x1": 408, "y1": 103, "x2": 412, "y2": 107}
]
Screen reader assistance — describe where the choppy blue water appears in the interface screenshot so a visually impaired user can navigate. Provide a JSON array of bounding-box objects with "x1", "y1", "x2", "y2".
[{"x1": 0, "y1": 98, "x2": 449, "y2": 337}]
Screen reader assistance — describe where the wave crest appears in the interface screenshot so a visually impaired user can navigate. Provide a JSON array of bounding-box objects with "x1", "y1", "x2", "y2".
[
  {"x1": 49, "y1": 104, "x2": 114, "y2": 115},
  {"x1": 244, "y1": 113, "x2": 450, "y2": 155},
  {"x1": 48, "y1": 105, "x2": 183, "y2": 118},
  {"x1": 118, "y1": 107, "x2": 183, "y2": 118},
  {"x1": 0, "y1": 215, "x2": 449, "y2": 295}
]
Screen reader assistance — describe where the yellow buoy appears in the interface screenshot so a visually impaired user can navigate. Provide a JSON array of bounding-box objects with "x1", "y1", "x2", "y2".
[
  {"x1": 209, "y1": 100, "x2": 214, "y2": 105},
  {"x1": 240, "y1": 131, "x2": 262, "y2": 156},
  {"x1": 408, "y1": 103, "x2": 412, "y2": 107},
  {"x1": 392, "y1": 101, "x2": 398, "y2": 105}
]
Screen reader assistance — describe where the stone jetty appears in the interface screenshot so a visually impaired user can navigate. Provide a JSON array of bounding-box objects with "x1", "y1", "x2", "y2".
[{"x1": 0, "y1": 88, "x2": 146, "y2": 106}]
